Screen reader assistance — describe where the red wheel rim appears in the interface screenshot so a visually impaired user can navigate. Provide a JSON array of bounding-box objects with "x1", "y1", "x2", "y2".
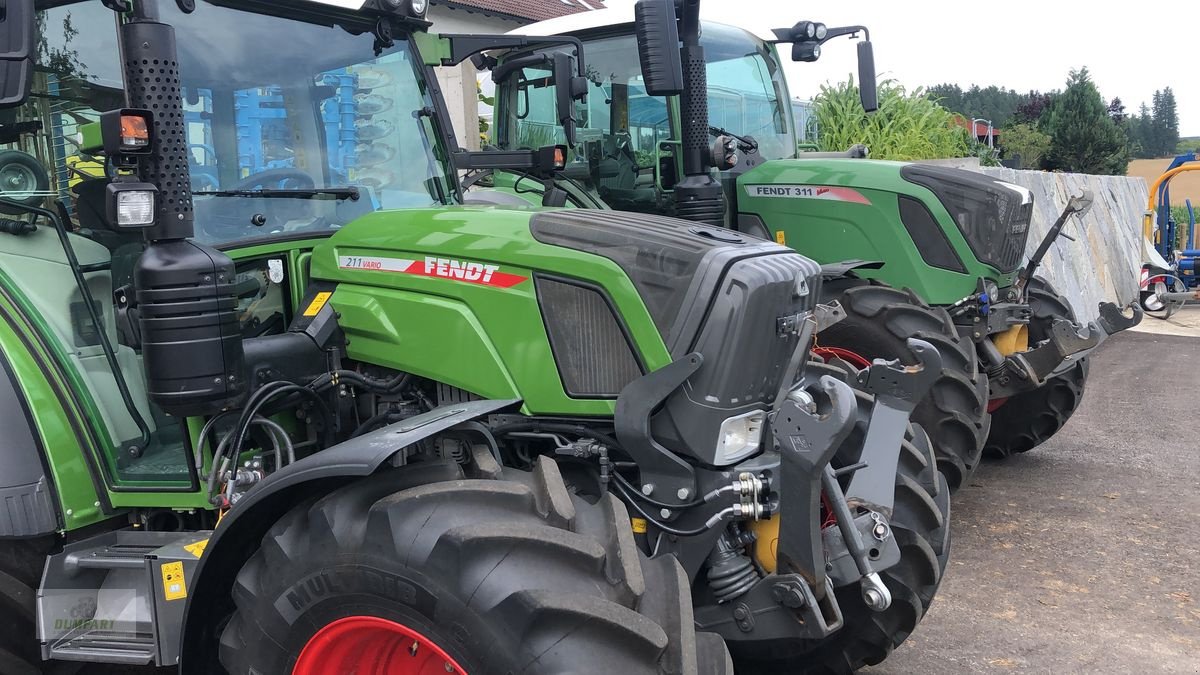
[
  {"x1": 987, "y1": 397, "x2": 1009, "y2": 413},
  {"x1": 812, "y1": 346, "x2": 872, "y2": 370},
  {"x1": 293, "y1": 616, "x2": 469, "y2": 675}
]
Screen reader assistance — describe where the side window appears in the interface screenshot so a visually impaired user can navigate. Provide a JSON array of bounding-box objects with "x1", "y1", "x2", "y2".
[
  {"x1": 0, "y1": 5, "x2": 196, "y2": 486},
  {"x1": 512, "y1": 66, "x2": 567, "y2": 149},
  {"x1": 703, "y1": 42, "x2": 794, "y2": 161},
  {"x1": 503, "y1": 40, "x2": 670, "y2": 214}
]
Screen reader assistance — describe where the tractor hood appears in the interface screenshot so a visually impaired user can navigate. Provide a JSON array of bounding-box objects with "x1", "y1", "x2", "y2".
[
  {"x1": 309, "y1": 204, "x2": 822, "y2": 464},
  {"x1": 735, "y1": 158, "x2": 1030, "y2": 304}
]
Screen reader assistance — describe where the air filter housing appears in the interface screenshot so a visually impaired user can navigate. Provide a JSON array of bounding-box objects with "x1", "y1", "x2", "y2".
[{"x1": 135, "y1": 241, "x2": 245, "y2": 416}]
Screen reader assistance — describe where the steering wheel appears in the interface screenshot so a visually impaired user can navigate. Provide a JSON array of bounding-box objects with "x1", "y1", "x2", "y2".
[
  {"x1": 228, "y1": 167, "x2": 316, "y2": 191},
  {"x1": 194, "y1": 168, "x2": 318, "y2": 241}
]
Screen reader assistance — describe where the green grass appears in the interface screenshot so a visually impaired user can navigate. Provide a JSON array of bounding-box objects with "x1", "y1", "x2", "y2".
[{"x1": 813, "y1": 78, "x2": 971, "y2": 161}]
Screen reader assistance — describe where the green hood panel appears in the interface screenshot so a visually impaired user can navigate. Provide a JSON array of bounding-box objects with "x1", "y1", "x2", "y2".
[
  {"x1": 736, "y1": 159, "x2": 1011, "y2": 304},
  {"x1": 308, "y1": 206, "x2": 672, "y2": 415}
]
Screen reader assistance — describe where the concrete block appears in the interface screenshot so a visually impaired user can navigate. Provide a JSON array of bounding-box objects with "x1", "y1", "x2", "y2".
[{"x1": 972, "y1": 167, "x2": 1148, "y2": 323}]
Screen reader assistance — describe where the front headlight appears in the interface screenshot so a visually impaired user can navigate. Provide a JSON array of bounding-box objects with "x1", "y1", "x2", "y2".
[{"x1": 715, "y1": 410, "x2": 766, "y2": 465}]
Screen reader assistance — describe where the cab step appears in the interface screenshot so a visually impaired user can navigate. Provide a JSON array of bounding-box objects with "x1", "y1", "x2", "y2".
[{"x1": 37, "y1": 529, "x2": 212, "y2": 666}]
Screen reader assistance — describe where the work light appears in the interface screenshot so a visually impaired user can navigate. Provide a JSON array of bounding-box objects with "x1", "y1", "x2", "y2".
[
  {"x1": 793, "y1": 42, "x2": 821, "y2": 62},
  {"x1": 106, "y1": 181, "x2": 158, "y2": 229}
]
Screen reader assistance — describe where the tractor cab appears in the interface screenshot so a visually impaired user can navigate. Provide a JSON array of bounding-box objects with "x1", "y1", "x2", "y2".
[
  {"x1": 0, "y1": 0, "x2": 462, "y2": 502},
  {"x1": 491, "y1": 11, "x2": 797, "y2": 214}
]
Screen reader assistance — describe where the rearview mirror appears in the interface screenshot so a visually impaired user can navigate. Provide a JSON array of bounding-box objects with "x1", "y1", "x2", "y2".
[
  {"x1": 0, "y1": 0, "x2": 35, "y2": 109},
  {"x1": 857, "y1": 40, "x2": 878, "y2": 113},
  {"x1": 633, "y1": 0, "x2": 683, "y2": 96}
]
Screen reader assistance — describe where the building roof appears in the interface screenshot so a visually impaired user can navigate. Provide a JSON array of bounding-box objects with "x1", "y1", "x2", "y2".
[
  {"x1": 953, "y1": 116, "x2": 1002, "y2": 140},
  {"x1": 432, "y1": 0, "x2": 603, "y2": 24}
]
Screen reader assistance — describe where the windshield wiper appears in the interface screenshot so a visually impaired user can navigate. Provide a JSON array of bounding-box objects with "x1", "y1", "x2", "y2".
[{"x1": 193, "y1": 187, "x2": 361, "y2": 201}]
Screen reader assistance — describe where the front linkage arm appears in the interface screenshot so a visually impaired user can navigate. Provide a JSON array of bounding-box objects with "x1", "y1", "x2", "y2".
[{"x1": 772, "y1": 329, "x2": 941, "y2": 628}]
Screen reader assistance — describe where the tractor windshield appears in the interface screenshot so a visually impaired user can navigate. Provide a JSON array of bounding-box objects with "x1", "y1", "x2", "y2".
[
  {"x1": 157, "y1": 1, "x2": 455, "y2": 246},
  {"x1": 494, "y1": 22, "x2": 793, "y2": 212}
]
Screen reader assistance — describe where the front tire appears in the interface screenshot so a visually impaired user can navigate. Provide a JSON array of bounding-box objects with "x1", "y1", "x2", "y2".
[
  {"x1": 219, "y1": 457, "x2": 730, "y2": 675},
  {"x1": 818, "y1": 281, "x2": 990, "y2": 490},
  {"x1": 984, "y1": 277, "x2": 1091, "y2": 458}
]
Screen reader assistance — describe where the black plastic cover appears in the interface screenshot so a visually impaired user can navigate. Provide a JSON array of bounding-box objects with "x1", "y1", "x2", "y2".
[
  {"x1": 532, "y1": 209, "x2": 823, "y2": 465},
  {"x1": 652, "y1": 251, "x2": 821, "y2": 465},
  {"x1": 901, "y1": 164, "x2": 1033, "y2": 272},
  {"x1": 530, "y1": 209, "x2": 772, "y2": 347},
  {"x1": 135, "y1": 240, "x2": 246, "y2": 416},
  {"x1": 897, "y1": 195, "x2": 967, "y2": 273},
  {"x1": 536, "y1": 276, "x2": 642, "y2": 397}
]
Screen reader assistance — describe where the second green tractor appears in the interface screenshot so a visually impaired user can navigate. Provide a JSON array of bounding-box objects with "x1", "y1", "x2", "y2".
[{"x1": 477, "y1": 0, "x2": 1142, "y2": 489}]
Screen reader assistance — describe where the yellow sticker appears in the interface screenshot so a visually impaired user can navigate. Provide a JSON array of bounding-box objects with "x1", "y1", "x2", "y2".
[
  {"x1": 630, "y1": 518, "x2": 648, "y2": 534},
  {"x1": 303, "y1": 291, "x2": 333, "y2": 317},
  {"x1": 161, "y1": 561, "x2": 188, "y2": 601},
  {"x1": 775, "y1": 230, "x2": 787, "y2": 245},
  {"x1": 182, "y1": 539, "x2": 208, "y2": 559}
]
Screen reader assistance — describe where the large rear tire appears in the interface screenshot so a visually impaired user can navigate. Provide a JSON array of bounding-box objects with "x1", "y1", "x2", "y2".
[
  {"x1": 984, "y1": 276, "x2": 1091, "y2": 458},
  {"x1": 729, "y1": 362, "x2": 950, "y2": 674},
  {"x1": 818, "y1": 281, "x2": 990, "y2": 490},
  {"x1": 219, "y1": 457, "x2": 731, "y2": 675}
]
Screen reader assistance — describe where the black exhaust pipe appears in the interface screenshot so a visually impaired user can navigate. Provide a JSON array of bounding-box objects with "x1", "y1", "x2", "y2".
[
  {"x1": 122, "y1": 17, "x2": 246, "y2": 416},
  {"x1": 672, "y1": 0, "x2": 725, "y2": 227}
]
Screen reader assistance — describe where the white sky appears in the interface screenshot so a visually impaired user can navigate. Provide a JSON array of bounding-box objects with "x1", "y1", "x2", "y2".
[{"x1": 604, "y1": 0, "x2": 1200, "y2": 136}]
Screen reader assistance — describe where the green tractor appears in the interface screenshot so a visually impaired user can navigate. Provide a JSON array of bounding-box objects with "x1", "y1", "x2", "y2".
[
  {"x1": 0, "y1": 0, "x2": 951, "y2": 673},
  {"x1": 479, "y1": 1, "x2": 1143, "y2": 490}
]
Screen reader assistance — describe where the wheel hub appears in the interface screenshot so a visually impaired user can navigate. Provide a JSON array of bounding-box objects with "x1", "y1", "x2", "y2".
[
  {"x1": 812, "y1": 346, "x2": 872, "y2": 370},
  {"x1": 293, "y1": 615, "x2": 468, "y2": 675}
]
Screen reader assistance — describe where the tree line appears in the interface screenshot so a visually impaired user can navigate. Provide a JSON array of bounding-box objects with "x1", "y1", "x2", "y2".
[{"x1": 927, "y1": 77, "x2": 1183, "y2": 174}]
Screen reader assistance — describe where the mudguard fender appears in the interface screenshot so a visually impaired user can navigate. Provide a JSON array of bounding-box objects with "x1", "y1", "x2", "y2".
[
  {"x1": 819, "y1": 259, "x2": 884, "y2": 279},
  {"x1": 177, "y1": 398, "x2": 519, "y2": 672}
]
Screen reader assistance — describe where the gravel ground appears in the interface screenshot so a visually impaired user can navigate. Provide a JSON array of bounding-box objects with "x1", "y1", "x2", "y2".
[{"x1": 867, "y1": 325, "x2": 1200, "y2": 674}]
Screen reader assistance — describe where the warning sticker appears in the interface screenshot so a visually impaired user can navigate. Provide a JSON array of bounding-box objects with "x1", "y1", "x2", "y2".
[
  {"x1": 303, "y1": 291, "x2": 334, "y2": 317},
  {"x1": 743, "y1": 184, "x2": 872, "y2": 205},
  {"x1": 630, "y1": 518, "x2": 648, "y2": 534},
  {"x1": 183, "y1": 539, "x2": 209, "y2": 559},
  {"x1": 338, "y1": 255, "x2": 528, "y2": 289},
  {"x1": 161, "y1": 561, "x2": 188, "y2": 601}
]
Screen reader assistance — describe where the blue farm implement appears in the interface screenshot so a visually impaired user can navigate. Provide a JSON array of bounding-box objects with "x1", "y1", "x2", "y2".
[{"x1": 1141, "y1": 153, "x2": 1200, "y2": 317}]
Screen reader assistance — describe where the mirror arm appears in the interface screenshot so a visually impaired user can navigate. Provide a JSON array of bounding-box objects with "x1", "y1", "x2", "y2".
[
  {"x1": 491, "y1": 53, "x2": 550, "y2": 85},
  {"x1": 820, "y1": 25, "x2": 869, "y2": 43},
  {"x1": 441, "y1": 34, "x2": 587, "y2": 80}
]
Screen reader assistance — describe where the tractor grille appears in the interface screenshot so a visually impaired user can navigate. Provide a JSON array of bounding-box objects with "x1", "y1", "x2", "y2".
[
  {"x1": 536, "y1": 276, "x2": 643, "y2": 397},
  {"x1": 901, "y1": 165, "x2": 1034, "y2": 273}
]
